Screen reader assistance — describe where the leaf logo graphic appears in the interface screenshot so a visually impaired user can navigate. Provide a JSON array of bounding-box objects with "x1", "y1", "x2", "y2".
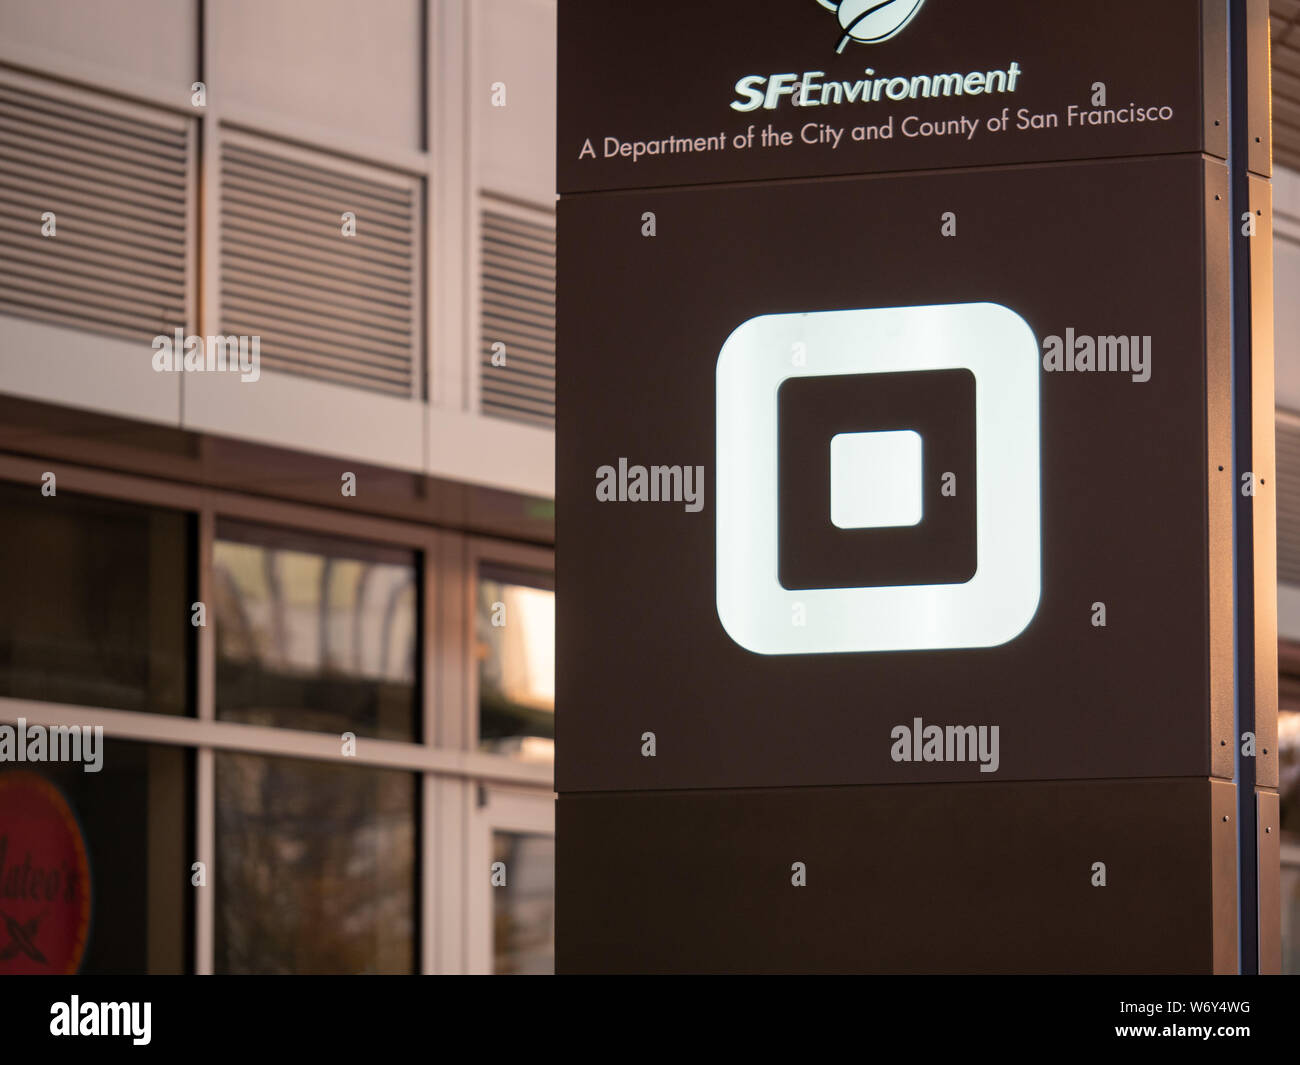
[{"x1": 816, "y1": 0, "x2": 927, "y2": 53}]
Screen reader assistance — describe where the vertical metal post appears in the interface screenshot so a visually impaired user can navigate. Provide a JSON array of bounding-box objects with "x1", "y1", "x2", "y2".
[{"x1": 1230, "y1": 0, "x2": 1260, "y2": 975}]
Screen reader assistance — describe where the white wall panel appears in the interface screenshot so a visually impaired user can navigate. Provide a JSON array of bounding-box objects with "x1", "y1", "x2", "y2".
[
  {"x1": 184, "y1": 366, "x2": 424, "y2": 472},
  {"x1": 474, "y1": 0, "x2": 556, "y2": 205},
  {"x1": 0, "y1": 314, "x2": 181, "y2": 424},
  {"x1": 209, "y1": 0, "x2": 422, "y2": 151},
  {"x1": 0, "y1": 0, "x2": 196, "y2": 86},
  {"x1": 427, "y1": 405, "x2": 553, "y2": 498}
]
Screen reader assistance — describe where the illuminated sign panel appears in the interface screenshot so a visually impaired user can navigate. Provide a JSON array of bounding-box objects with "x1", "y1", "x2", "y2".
[
  {"x1": 557, "y1": 154, "x2": 1231, "y2": 790},
  {"x1": 715, "y1": 302, "x2": 1040, "y2": 655}
]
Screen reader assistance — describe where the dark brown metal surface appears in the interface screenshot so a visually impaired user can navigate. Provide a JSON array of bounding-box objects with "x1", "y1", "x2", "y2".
[
  {"x1": 557, "y1": 778, "x2": 1238, "y2": 973},
  {"x1": 557, "y1": 156, "x2": 1234, "y2": 791},
  {"x1": 558, "y1": 0, "x2": 1224, "y2": 193}
]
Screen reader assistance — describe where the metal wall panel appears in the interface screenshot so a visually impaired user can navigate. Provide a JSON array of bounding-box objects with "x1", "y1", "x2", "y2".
[
  {"x1": 558, "y1": 779, "x2": 1238, "y2": 974},
  {"x1": 558, "y1": 156, "x2": 1233, "y2": 792}
]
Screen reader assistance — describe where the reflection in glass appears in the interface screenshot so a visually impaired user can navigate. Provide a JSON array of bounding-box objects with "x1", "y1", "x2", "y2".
[
  {"x1": 492, "y1": 831, "x2": 554, "y2": 974},
  {"x1": 214, "y1": 520, "x2": 419, "y2": 741},
  {"x1": 0, "y1": 741, "x2": 192, "y2": 974},
  {"x1": 0, "y1": 481, "x2": 191, "y2": 715},
  {"x1": 477, "y1": 565, "x2": 554, "y2": 761},
  {"x1": 214, "y1": 753, "x2": 416, "y2": 974},
  {"x1": 1284, "y1": 857, "x2": 1300, "y2": 975},
  {"x1": 1281, "y1": 709, "x2": 1300, "y2": 973}
]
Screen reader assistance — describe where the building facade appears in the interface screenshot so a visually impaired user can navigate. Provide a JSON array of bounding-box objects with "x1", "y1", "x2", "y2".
[
  {"x1": 0, "y1": 0, "x2": 1298, "y2": 973},
  {"x1": 0, "y1": 0, "x2": 557, "y2": 974}
]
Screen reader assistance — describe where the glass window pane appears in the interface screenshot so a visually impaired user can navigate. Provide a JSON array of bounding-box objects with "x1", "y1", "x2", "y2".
[
  {"x1": 0, "y1": 481, "x2": 192, "y2": 715},
  {"x1": 214, "y1": 753, "x2": 416, "y2": 974},
  {"x1": 0, "y1": 741, "x2": 192, "y2": 974},
  {"x1": 214, "y1": 520, "x2": 419, "y2": 741},
  {"x1": 477, "y1": 565, "x2": 554, "y2": 761},
  {"x1": 1284, "y1": 856, "x2": 1300, "y2": 975},
  {"x1": 492, "y1": 831, "x2": 555, "y2": 974}
]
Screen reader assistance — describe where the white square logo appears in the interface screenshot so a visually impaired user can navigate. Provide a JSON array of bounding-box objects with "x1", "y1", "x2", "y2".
[
  {"x1": 715, "y1": 301, "x2": 1041, "y2": 655},
  {"x1": 829, "y1": 429, "x2": 924, "y2": 530}
]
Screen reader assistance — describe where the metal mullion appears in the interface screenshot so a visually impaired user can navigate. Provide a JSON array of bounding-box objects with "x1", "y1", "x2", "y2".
[
  {"x1": 195, "y1": 501, "x2": 216, "y2": 975},
  {"x1": 420, "y1": 526, "x2": 440, "y2": 973},
  {"x1": 0, "y1": 698, "x2": 553, "y2": 785},
  {"x1": 194, "y1": 8, "x2": 215, "y2": 969}
]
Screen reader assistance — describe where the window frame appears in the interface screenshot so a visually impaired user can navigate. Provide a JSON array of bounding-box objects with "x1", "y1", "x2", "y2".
[
  {"x1": 467, "y1": 782, "x2": 556, "y2": 975},
  {"x1": 465, "y1": 535, "x2": 556, "y2": 764},
  {"x1": 0, "y1": 455, "x2": 553, "y2": 974}
]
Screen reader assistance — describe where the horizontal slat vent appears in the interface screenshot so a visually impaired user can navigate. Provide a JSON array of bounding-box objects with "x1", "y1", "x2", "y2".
[
  {"x1": 1278, "y1": 416, "x2": 1300, "y2": 585},
  {"x1": 480, "y1": 205, "x2": 555, "y2": 428},
  {"x1": 221, "y1": 138, "x2": 418, "y2": 397},
  {"x1": 0, "y1": 78, "x2": 189, "y2": 342}
]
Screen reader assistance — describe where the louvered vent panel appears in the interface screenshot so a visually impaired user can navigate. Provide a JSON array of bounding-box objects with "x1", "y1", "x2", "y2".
[
  {"x1": 1278, "y1": 417, "x2": 1300, "y2": 585},
  {"x1": 221, "y1": 139, "x2": 418, "y2": 397},
  {"x1": 0, "y1": 79, "x2": 189, "y2": 341},
  {"x1": 480, "y1": 205, "x2": 555, "y2": 428}
]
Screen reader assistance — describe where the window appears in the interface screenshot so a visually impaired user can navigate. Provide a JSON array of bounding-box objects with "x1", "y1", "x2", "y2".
[
  {"x1": 0, "y1": 481, "x2": 192, "y2": 715},
  {"x1": 0, "y1": 476, "x2": 555, "y2": 974},
  {"x1": 214, "y1": 753, "x2": 417, "y2": 974},
  {"x1": 476, "y1": 564, "x2": 554, "y2": 762},
  {"x1": 492, "y1": 831, "x2": 554, "y2": 974},
  {"x1": 0, "y1": 741, "x2": 193, "y2": 974},
  {"x1": 214, "y1": 520, "x2": 420, "y2": 741}
]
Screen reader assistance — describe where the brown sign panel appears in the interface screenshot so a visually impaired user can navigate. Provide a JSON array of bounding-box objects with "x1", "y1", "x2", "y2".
[
  {"x1": 557, "y1": 0, "x2": 1226, "y2": 193},
  {"x1": 557, "y1": 779, "x2": 1238, "y2": 974},
  {"x1": 556, "y1": 154, "x2": 1233, "y2": 792}
]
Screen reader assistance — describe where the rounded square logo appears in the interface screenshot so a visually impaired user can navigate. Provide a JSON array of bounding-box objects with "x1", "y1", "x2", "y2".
[{"x1": 715, "y1": 301, "x2": 1041, "y2": 655}]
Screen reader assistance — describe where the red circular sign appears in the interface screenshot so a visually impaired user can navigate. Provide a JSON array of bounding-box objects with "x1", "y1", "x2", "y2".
[{"x1": 0, "y1": 772, "x2": 92, "y2": 974}]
